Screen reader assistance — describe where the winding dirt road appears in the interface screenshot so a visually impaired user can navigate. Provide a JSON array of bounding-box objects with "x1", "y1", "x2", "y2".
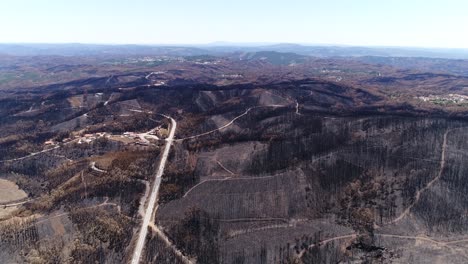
[
  {"x1": 297, "y1": 234, "x2": 357, "y2": 258},
  {"x1": 0, "y1": 146, "x2": 60, "y2": 163},
  {"x1": 175, "y1": 104, "x2": 286, "y2": 142},
  {"x1": 90, "y1": 162, "x2": 107, "y2": 173},
  {"x1": 389, "y1": 129, "x2": 449, "y2": 225}
]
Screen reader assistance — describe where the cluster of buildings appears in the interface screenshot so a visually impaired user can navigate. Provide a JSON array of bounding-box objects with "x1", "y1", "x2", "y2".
[
  {"x1": 154, "y1": 81, "x2": 166, "y2": 86},
  {"x1": 44, "y1": 126, "x2": 165, "y2": 148},
  {"x1": 77, "y1": 132, "x2": 109, "y2": 144},
  {"x1": 122, "y1": 131, "x2": 146, "y2": 145},
  {"x1": 43, "y1": 132, "x2": 109, "y2": 147},
  {"x1": 221, "y1": 74, "x2": 243, "y2": 79},
  {"x1": 193, "y1": 60, "x2": 219, "y2": 65},
  {"x1": 417, "y1": 93, "x2": 468, "y2": 105}
]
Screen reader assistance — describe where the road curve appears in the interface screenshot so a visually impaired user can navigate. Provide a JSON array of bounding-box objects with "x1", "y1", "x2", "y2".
[
  {"x1": 297, "y1": 234, "x2": 357, "y2": 258},
  {"x1": 388, "y1": 128, "x2": 449, "y2": 225},
  {"x1": 175, "y1": 104, "x2": 286, "y2": 142},
  {"x1": 130, "y1": 115, "x2": 177, "y2": 264}
]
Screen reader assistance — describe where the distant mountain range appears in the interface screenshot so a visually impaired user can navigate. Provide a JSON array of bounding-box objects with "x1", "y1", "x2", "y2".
[{"x1": 1, "y1": 43, "x2": 468, "y2": 59}]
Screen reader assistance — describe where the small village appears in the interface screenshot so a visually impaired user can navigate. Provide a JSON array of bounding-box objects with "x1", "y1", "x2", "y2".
[
  {"x1": 417, "y1": 93, "x2": 468, "y2": 105},
  {"x1": 43, "y1": 125, "x2": 169, "y2": 149}
]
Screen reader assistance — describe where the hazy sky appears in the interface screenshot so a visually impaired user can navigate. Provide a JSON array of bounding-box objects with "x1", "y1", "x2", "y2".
[{"x1": 1, "y1": 0, "x2": 467, "y2": 48}]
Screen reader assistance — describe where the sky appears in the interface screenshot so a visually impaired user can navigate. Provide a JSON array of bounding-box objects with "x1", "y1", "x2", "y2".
[{"x1": 0, "y1": 0, "x2": 467, "y2": 48}]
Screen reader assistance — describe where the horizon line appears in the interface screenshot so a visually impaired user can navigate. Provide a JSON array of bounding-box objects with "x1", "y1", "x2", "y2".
[{"x1": 1, "y1": 42, "x2": 468, "y2": 51}]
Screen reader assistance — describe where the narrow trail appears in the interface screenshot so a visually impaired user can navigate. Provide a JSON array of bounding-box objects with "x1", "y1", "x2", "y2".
[
  {"x1": 387, "y1": 129, "x2": 450, "y2": 225},
  {"x1": 296, "y1": 234, "x2": 357, "y2": 259},
  {"x1": 182, "y1": 173, "x2": 288, "y2": 198},
  {"x1": 216, "y1": 160, "x2": 235, "y2": 175},
  {"x1": 203, "y1": 217, "x2": 289, "y2": 223},
  {"x1": 52, "y1": 154, "x2": 73, "y2": 162},
  {"x1": 0, "y1": 137, "x2": 84, "y2": 163},
  {"x1": 81, "y1": 171, "x2": 88, "y2": 199},
  {"x1": 148, "y1": 222, "x2": 195, "y2": 264},
  {"x1": 32, "y1": 197, "x2": 121, "y2": 226},
  {"x1": 175, "y1": 107, "x2": 257, "y2": 141},
  {"x1": 263, "y1": 90, "x2": 299, "y2": 114},
  {"x1": 375, "y1": 233, "x2": 468, "y2": 246},
  {"x1": 0, "y1": 146, "x2": 60, "y2": 163},
  {"x1": 90, "y1": 162, "x2": 107, "y2": 173},
  {"x1": 446, "y1": 239, "x2": 468, "y2": 245},
  {"x1": 292, "y1": 232, "x2": 468, "y2": 260},
  {"x1": 175, "y1": 105, "x2": 286, "y2": 142},
  {"x1": 160, "y1": 217, "x2": 291, "y2": 224},
  {"x1": 105, "y1": 75, "x2": 114, "y2": 86},
  {"x1": 131, "y1": 115, "x2": 177, "y2": 264},
  {"x1": 227, "y1": 223, "x2": 294, "y2": 239},
  {"x1": 145, "y1": 72, "x2": 158, "y2": 80},
  {"x1": 183, "y1": 177, "x2": 231, "y2": 198},
  {"x1": 1, "y1": 199, "x2": 33, "y2": 208},
  {"x1": 375, "y1": 234, "x2": 468, "y2": 261}
]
